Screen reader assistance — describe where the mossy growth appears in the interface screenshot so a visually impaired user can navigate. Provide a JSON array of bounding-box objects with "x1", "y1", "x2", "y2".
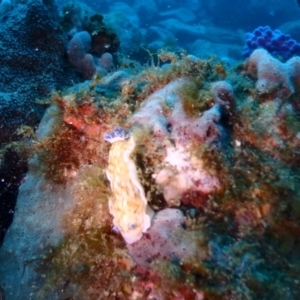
[
  {"x1": 177, "y1": 79, "x2": 214, "y2": 117},
  {"x1": 38, "y1": 227, "x2": 133, "y2": 300},
  {"x1": 133, "y1": 131, "x2": 168, "y2": 210},
  {"x1": 61, "y1": 165, "x2": 112, "y2": 233},
  {"x1": 0, "y1": 139, "x2": 33, "y2": 165},
  {"x1": 178, "y1": 210, "x2": 300, "y2": 299},
  {"x1": 127, "y1": 59, "x2": 300, "y2": 299},
  {"x1": 131, "y1": 259, "x2": 205, "y2": 299},
  {"x1": 227, "y1": 69, "x2": 256, "y2": 97},
  {"x1": 203, "y1": 135, "x2": 299, "y2": 220},
  {"x1": 230, "y1": 75, "x2": 300, "y2": 166},
  {"x1": 33, "y1": 95, "x2": 90, "y2": 185},
  {"x1": 34, "y1": 89, "x2": 132, "y2": 185},
  {"x1": 35, "y1": 119, "x2": 89, "y2": 184},
  {"x1": 191, "y1": 65, "x2": 300, "y2": 240},
  {"x1": 131, "y1": 50, "x2": 214, "y2": 102},
  {"x1": 282, "y1": 110, "x2": 300, "y2": 135},
  {"x1": 36, "y1": 165, "x2": 135, "y2": 300},
  {"x1": 213, "y1": 61, "x2": 227, "y2": 80}
]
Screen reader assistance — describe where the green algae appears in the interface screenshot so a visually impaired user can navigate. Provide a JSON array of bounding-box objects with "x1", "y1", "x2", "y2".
[
  {"x1": 37, "y1": 228, "x2": 133, "y2": 300},
  {"x1": 177, "y1": 80, "x2": 214, "y2": 117},
  {"x1": 36, "y1": 165, "x2": 135, "y2": 300}
]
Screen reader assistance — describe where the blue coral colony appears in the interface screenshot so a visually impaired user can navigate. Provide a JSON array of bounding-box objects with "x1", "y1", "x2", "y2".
[{"x1": 0, "y1": 0, "x2": 300, "y2": 299}]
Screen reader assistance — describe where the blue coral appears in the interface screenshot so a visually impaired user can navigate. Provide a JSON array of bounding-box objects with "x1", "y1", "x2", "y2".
[{"x1": 242, "y1": 26, "x2": 300, "y2": 61}]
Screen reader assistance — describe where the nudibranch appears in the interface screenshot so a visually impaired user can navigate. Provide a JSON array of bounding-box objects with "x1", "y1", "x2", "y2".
[{"x1": 104, "y1": 126, "x2": 154, "y2": 244}]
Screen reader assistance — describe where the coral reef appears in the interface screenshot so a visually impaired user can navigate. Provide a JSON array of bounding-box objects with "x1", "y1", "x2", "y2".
[
  {"x1": 1, "y1": 49, "x2": 300, "y2": 300},
  {"x1": 1, "y1": 0, "x2": 300, "y2": 298}
]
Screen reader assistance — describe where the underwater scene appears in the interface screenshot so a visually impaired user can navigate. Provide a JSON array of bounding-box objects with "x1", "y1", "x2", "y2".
[{"x1": 1, "y1": 0, "x2": 300, "y2": 299}]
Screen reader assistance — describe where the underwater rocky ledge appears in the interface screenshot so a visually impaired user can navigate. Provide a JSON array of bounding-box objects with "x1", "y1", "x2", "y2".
[{"x1": 0, "y1": 50, "x2": 300, "y2": 299}]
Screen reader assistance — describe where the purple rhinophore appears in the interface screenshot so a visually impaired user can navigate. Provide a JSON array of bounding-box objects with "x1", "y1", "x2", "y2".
[
  {"x1": 242, "y1": 26, "x2": 300, "y2": 61},
  {"x1": 103, "y1": 126, "x2": 130, "y2": 143}
]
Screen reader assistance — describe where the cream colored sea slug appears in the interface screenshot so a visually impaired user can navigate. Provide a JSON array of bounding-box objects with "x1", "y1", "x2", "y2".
[{"x1": 104, "y1": 126, "x2": 154, "y2": 244}]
